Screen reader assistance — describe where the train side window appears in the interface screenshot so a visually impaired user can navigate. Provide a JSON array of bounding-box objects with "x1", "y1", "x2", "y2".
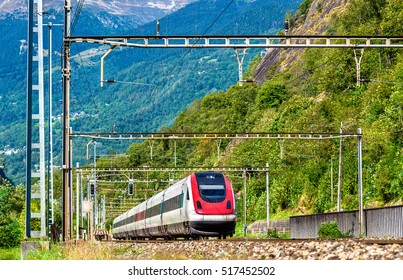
[{"x1": 186, "y1": 188, "x2": 190, "y2": 200}]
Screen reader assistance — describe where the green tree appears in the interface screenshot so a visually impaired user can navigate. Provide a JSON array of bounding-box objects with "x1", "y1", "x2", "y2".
[
  {"x1": 0, "y1": 181, "x2": 24, "y2": 247},
  {"x1": 318, "y1": 221, "x2": 351, "y2": 238},
  {"x1": 380, "y1": 0, "x2": 403, "y2": 35},
  {"x1": 256, "y1": 83, "x2": 287, "y2": 109}
]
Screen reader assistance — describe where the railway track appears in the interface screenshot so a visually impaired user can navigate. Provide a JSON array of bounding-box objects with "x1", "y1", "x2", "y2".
[{"x1": 102, "y1": 237, "x2": 403, "y2": 245}]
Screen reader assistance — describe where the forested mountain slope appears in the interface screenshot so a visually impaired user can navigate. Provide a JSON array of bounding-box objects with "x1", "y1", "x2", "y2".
[
  {"x1": 0, "y1": 0, "x2": 301, "y2": 184},
  {"x1": 116, "y1": 0, "x2": 403, "y2": 225}
]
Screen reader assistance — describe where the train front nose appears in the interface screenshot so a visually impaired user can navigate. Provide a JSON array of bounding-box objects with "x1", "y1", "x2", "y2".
[
  {"x1": 188, "y1": 172, "x2": 236, "y2": 236},
  {"x1": 192, "y1": 172, "x2": 235, "y2": 215}
]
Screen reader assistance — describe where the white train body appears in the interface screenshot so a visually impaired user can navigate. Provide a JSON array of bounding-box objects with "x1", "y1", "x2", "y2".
[{"x1": 112, "y1": 172, "x2": 236, "y2": 239}]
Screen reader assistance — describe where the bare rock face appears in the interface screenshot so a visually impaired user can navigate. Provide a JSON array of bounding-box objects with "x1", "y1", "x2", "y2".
[{"x1": 254, "y1": 0, "x2": 350, "y2": 84}]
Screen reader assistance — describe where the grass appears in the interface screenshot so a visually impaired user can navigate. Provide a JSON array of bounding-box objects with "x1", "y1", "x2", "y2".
[
  {"x1": 0, "y1": 247, "x2": 20, "y2": 260},
  {"x1": 25, "y1": 241, "x2": 120, "y2": 260},
  {"x1": 2, "y1": 232, "x2": 294, "y2": 260},
  {"x1": 0, "y1": 241, "x2": 119, "y2": 260},
  {"x1": 2, "y1": 240, "x2": 225, "y2": 260},
  {"x1": 24, "y1": 243, "x2": 65, "y2": 260}
]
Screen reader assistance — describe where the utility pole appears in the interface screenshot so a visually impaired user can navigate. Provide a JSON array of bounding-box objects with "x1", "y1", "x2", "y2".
[
  {"x1": 45, "y1": 22, "x2": 62, "y2": 231},
  {"x1": 26, "y1": 0, "x2": 34, "y2": 239},
  {"x1": 174, "y1": 140, "x2": 177, "y2": 167},
  {"x1": 86, "y1": 139, "x2": 98, "y2": 232},
  {"x1": 93, "y1": 141, "x2": 98, "y2": 230},
  {"x1": 76, "y1": 162, "x2": 80, "y2": 240},
  {"x1": 266, "y1": 163, "x2": 270, "y2": 230},
  {"x1": 69, "y1": 128, "x2": 73, "y2": 240},
  {"x1": 46, "y1": 22, "x2": 54, "y2": 233},
  {"x1": 337, "y1": 122, "x2": 343, "y2": 212},
  {"x1": 243, "y1": 169, "x2": 247, "y2": 237},
  {"x1": 357, "y1": 128, "x2": 364, "y2": 236},
  {"x1": 62, "y1": 0, "x2": 72, "y2": 241},
  {"x1": 330, "y1": 157, "x2": 334, "y2": 207}
]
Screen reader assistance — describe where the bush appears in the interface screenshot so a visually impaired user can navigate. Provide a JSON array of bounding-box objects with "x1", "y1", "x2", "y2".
[
  {"x1": 317, "y1": 221, "x2": 350, "y2": 238},
  {"x1": 0, "y1": 181, "x2": 24, "y2": 248},
  {"x1": 298, "y1": 0, "x2": 313, "y2": 19},
  {"x1": 0, "y1": 220, "x2": 23, "y2": 248},
  {"x1": 266, "y1": 228, "x2": 281, "y2": 238},
  {"x1": 256, "y1": 83, "x2": 287, "y2": 109}
]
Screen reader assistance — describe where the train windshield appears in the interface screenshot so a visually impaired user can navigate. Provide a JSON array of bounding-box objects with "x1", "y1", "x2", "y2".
[{"x1": 196, "y1": 172, "x2": 226, "y2": 203}]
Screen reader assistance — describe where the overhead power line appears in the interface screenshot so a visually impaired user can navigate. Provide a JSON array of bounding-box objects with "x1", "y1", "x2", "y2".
[
  {"x1": 71, "y1": 0, "x2": 85, "y2": 34},
  {"x1": 102, "y1": 80, "x2": 157, "y2": 87},
  {"x1": 153, "y1": 0, "x2": 236, "y2": 93}
]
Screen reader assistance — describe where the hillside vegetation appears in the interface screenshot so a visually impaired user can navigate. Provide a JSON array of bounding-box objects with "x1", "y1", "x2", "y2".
[
  {"x1": 0, "y1": 0, "x2": 300, "y2": 184},
  {"x1": 106, "y1": 0, "x2": 403, "y2": 225}
]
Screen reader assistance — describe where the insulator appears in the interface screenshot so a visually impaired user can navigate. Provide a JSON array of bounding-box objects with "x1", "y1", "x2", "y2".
[
  {"x1": 284, "y1": 20, "x2": 289, "y2": 34},
  {"x1": 156, "y1": 20, "x2": 160, "y2": 36}
]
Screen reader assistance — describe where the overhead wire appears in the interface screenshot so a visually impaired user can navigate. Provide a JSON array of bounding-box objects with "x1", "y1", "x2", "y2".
[
  {"x1": 67, "y1": 0, "x2": 101, "y2": 115},
  {"x1": 65, "y1": 1, "x2": 238, "y2": 117},
  {"x1": 151, "y1": 0, "x2": 236, "y2": 95},
  {"x1": 104, "y1": 80, "x2": 157, "y2": 87},
  {"x1": 71, "y1": 0, "x2": 85, "y2": 34}
]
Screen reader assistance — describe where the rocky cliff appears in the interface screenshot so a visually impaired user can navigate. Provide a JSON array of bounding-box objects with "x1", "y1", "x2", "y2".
[{"x1": 254, "y1": 0, "x2": 349, "y2": 84}]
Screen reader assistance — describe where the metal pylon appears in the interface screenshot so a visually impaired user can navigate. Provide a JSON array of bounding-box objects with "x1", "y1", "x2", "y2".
[
  {"x1": 26, "y1": 0, "x2": 46, "y2": 238},
  {"x1": 234, "y1": 48, "x2": 247, "y2": 86}
]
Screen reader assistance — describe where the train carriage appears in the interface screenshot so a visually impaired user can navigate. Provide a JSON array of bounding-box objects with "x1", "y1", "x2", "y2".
[
  {"x1": 112, "y1": 211, "x2": 127, "y2": 239},
  {"x1": 131, "y1": 198, "x2": 148, "y2": 238},
  {"x1": 125, "y1": 208, "x2": 136, "y2": 238},
  {"x1": 112, "y1": 172, "x2": 236, "y2": 240},
  {"x1": 160, "y1": 177, "x2": 188, "y2": 237}
]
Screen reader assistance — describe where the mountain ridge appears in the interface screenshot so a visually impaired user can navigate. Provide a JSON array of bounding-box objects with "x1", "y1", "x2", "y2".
[
  {"x1": 0, "y1": 0, "x2": 195, "y2": 14},
  {"x1": 0, "y1": 0, "x2": 196, "y2": 23}
]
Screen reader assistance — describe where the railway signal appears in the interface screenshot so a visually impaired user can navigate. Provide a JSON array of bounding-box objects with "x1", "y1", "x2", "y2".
[
  {"x1": 128, "y1": 179, "x2": 134, "y2": 195},
  {"x1": 90, "y1": 180, "x2": 96, "y2": 196}
]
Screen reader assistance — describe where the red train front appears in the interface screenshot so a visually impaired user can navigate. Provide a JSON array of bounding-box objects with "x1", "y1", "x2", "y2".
[{"x1": 186, "y1": 172, "x2": 237, "y2": 238}]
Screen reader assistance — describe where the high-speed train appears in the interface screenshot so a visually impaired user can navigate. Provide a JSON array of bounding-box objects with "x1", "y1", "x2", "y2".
[{"x1": 112, "y1": 172, "x2": 236, "y2": 239}]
